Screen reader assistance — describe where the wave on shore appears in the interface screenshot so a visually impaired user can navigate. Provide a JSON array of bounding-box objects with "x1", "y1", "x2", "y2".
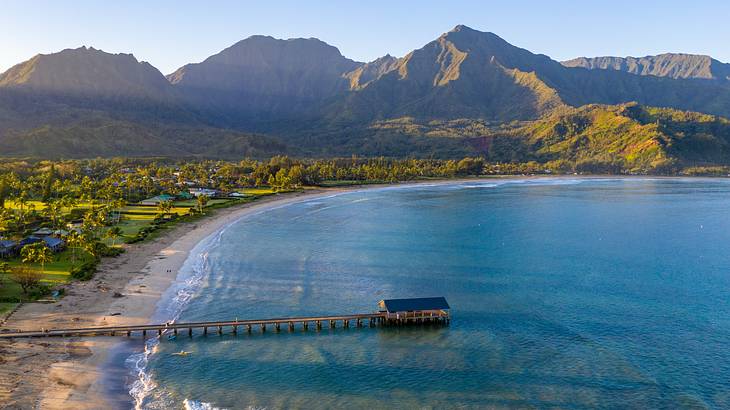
[{"x1": 126, "y1": 228, "x2": 224, "y2": 409}]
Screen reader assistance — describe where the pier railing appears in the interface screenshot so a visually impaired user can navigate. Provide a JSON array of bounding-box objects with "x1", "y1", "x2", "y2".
[{"x1": 0, "y1": 310, "x2": 449, "y2": 339}]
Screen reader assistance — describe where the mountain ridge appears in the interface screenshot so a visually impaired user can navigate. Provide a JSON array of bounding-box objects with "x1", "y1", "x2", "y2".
[
  {"x1": 1, "y1": 25, "x2": 730, "y2": 167},
  {"x1": 0, "y1": 46, "x2": 175, "y2": 99},
  {"x1": 562, "y1": 53, "x2": 730, "y2": 81}
]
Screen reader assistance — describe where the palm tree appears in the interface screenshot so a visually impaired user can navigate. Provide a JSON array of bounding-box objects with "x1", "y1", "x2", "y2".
[
  {"x1": 82, "y1": 208, "x2": 107, "y2": 240},
  {"x1": 15, "y1": 190, "x2": 29, "y2": 226},
  {"x1": 43, "y1": 199, "x2": 63, "y2": 230},
  {"x1": 111, "y1": 198, "x2": 125, "y2": 225},
  {"x1": 105, "y1": 226, "x2": 123, "y2": 247},
  {"x1": 81, "y1": 230, "x2": 99, "y2": 259},
  {"x1": 156, "y1": 200, "x2": 173, "y2": 218},
  {"x1": 21, "y1": 242, "x2": 54, "y2": 273},
  {"x1": 196, "y1": 195, "x2": 209, "y2": 214},
  {"x1": 66, "y1": 231, "x2": 83, "y2": 267},
  {"x1": 0, "y1": 208, "x2": 12, "y2": 235}
]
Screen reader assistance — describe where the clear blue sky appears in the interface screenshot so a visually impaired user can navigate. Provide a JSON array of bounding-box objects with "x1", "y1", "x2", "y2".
[{"x1": 1, "y1": 0, "x2": 728, "y2": 74}]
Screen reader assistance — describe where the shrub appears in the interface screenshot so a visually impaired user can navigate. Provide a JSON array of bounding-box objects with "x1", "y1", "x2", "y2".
[
  {"x1": 28, "y1": 284, "x2": 52, "y2": 300},
  {"x1": 71, "y1": 260, "x2": 98, "y2": 281},
  {"x1": 11, "y1": 266, "x2": 43, "y2": 295},
  {"x1": 94, "y1": 242, "x2": 124, "y2": 257}
]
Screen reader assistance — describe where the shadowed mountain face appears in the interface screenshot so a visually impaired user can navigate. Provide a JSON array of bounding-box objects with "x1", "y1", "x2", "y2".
[
  {"x1": 563, "y1": 54, "x2": 730, "y2": 81},
  {"x1": 0, "y1": 47, "x2": 199, "y2": 138},
  {"x1": 0, "y1": 46, "x2": 174, "y2": 99},
  {"x1": 1, "y1": 26, "x2": 730, "y2": 162},
  {"x1": 167, "y1": 36, "x2": 361, "y2": 124}
]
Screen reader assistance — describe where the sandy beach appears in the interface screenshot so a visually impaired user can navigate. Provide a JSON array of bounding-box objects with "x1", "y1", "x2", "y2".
[{"x1": 0, "y1": 188, "x2": 343, "y2": 409}]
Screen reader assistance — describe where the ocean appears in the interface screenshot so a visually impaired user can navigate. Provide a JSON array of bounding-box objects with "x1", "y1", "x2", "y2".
[{"x1": 119, "y1": 178, "x2": 730, "y2": 409}]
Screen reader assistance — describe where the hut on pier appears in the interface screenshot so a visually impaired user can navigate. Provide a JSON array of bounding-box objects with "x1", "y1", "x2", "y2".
[{"x1": 378, "y1": 297, "x2": 450, "y2": 322}]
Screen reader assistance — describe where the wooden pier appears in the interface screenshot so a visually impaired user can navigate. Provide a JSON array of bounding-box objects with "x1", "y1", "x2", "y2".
[{"x1": 0, "y1": 310, "x2": 449, "y2": 339}]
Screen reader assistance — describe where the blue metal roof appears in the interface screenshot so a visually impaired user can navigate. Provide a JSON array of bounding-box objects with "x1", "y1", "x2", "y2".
[
  {"x1": 19, "y1": 236, "x2": 43, "y2": 246},
  {"x1": 380, "y1": 297, "x2": 450, "y2": 312},
  {"x1": 43, "y1": 237, "x2": 64, "y2": 247}
]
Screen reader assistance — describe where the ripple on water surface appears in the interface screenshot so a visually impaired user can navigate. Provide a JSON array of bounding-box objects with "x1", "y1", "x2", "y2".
[{"x1": 129, "y1": 178, "x2": 730, "y2": 409}]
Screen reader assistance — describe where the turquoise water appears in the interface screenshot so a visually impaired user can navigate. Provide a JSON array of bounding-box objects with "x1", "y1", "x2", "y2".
[{"x1": 129, "y1": 178, "x2": 730, "y2": 409}]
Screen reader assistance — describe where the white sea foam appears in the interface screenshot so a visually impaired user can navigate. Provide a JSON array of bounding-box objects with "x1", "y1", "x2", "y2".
[
  {"x1": 126, "y1": 229, "x2": 225, "y2": 409},
  {"x1": 460, "y1": 183, "x2": 499, "y2": 189},
  {"x1": 183, "y1": 398, "x2": 226, "y2": 410},
  {"x1": 183, "y1": 399, "x2": 264, "y2": 410}
]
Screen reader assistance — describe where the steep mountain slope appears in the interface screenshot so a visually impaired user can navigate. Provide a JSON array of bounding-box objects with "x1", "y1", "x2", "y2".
[
  {"x1": 344, "y1": 55, "x2": 400, "y2": 90},
  {"x1": 326, "y1": 26, "x2": 730, "y2": 126},
  {"x1": 330, "y1": 25, "x2": 569, "y2": 123},
  {"x1": 563, "y1": 54, "x2": 730, "y2": 81},
  {"x1": 168, "y1": 36, "x2": 361, "y2": 124},
  {"x1": 0, "y1": 47, "x2": 207, "y2": 146},
  {"x1": 472, "y1": 103, "x2": 730, "y2": 171},
  {"x1": 0, "y1": 46, "x2": 174, "y2": 99},
  {"x1": 0, "y1": 119, "x2": 288, "y2": 159},
  {"x1": 1, "y1": 26, "x2": 730, "y2": 164}
]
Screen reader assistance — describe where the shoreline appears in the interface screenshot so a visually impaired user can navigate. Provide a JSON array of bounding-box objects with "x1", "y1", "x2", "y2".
[
  {"x1": 0, "y1": 187, "x2": 357, "y2": 409},
  {"x1": 0, "y1": 175, "x2": 712, "y2": 408}
]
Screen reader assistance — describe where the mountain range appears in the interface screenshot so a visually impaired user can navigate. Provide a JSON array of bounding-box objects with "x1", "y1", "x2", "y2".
[
  {"x1": 562, "y1": 53, "x2": 730, "y2": 81},
  {"x1": 1, "y1": 25, "x2": 730, "y2": 171}
]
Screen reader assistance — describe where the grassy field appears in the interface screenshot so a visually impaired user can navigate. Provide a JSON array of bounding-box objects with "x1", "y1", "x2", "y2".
[
  {"x1": 0, "y1": 191, "x2": 280, "y2": 303},
  {"x1": 0, "y1": 302, "x2": 17, "y2": 316},
  {"x1": 242, "y1": 188, "x2": 277, "y2": 195},
  {"x1": 4, "y1": 200, "x2": 101, "y2": 213},
  {"x1": 0, "y1": 249, "x2": 94, "y2": 301},
  {"x1": 171, "y1": 198, "x2": 229, "y2": 207}
]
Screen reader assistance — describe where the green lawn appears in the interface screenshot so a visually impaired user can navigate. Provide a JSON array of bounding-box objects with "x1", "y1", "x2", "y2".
[
  {"x1": 242, "y1": 188, "x2": 277, "y2": 195},
  {"x1": 120, "y1": 204, "x2": 193, "y2": 215},
  {"x1": 172, "y1": 198, "x2": 230, "y2": 207},
  {"x1": 4, "y1": 200, "x2": 104, "y2": 213},
  {"x1": 0, "y1": 302, "x2": 17, "y2": 317},
  {"x1": 0, "y1": 191, "x2": 272, "y2": 301},
  {"x1": 0, "y1": 249, "x2": 93, "y2": 301}
]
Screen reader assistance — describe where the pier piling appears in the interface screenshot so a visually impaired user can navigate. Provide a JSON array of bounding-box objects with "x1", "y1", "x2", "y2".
[{"x1": 0, "y1": 310, "x2": 450, "y2": 340}]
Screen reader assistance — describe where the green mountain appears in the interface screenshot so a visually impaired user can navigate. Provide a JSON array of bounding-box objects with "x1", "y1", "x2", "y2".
[
  {"x1": 0, "y1": 119, "x2": 288, "y2": 159},
  {"x1": 330, "y1": 26, "x2": 568, "y2": 123},
  {"x1": 1, "y1": 25, "x2": 730, "y2": 168},
  {"x1": 563, "y1": 54, "x2": 730, "y2": 81},
  {"x1": 472, "y1": 103, "x2": 730, "y2": 172}
]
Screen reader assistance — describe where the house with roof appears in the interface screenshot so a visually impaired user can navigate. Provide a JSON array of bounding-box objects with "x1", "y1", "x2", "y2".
[
  {"x1": 43, "y1": 236, "x2": 66, "y2": 253},
  {"x1": 140, "y1": 194, "x2": 176, "y2": 206},
  {"x1": 32, "y1": 227, "x2": 54, "y2": 237},
  {"x1": 18, "y1": 236, "x2": 43, "y2": 248},
  {"x1": 0, "y1": 240, "x2": 18, "y2": 258},
  {"x1": 378, "y1": 297, "x2": 450, "y2": 322},
  {"x1": 53, "y1": 229, "x2": 70, "y2": 237},
  {"x1": 66, "y1": 222, "x2": 83, "y2": 234},
  {"x1": 189, "y1": 188, "x2": 219, "y2": 197}
]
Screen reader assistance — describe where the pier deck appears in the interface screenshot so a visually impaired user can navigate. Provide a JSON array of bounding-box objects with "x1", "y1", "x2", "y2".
[{"x1": 0, "y1": 310, "x2": 449, "y2": 339}]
